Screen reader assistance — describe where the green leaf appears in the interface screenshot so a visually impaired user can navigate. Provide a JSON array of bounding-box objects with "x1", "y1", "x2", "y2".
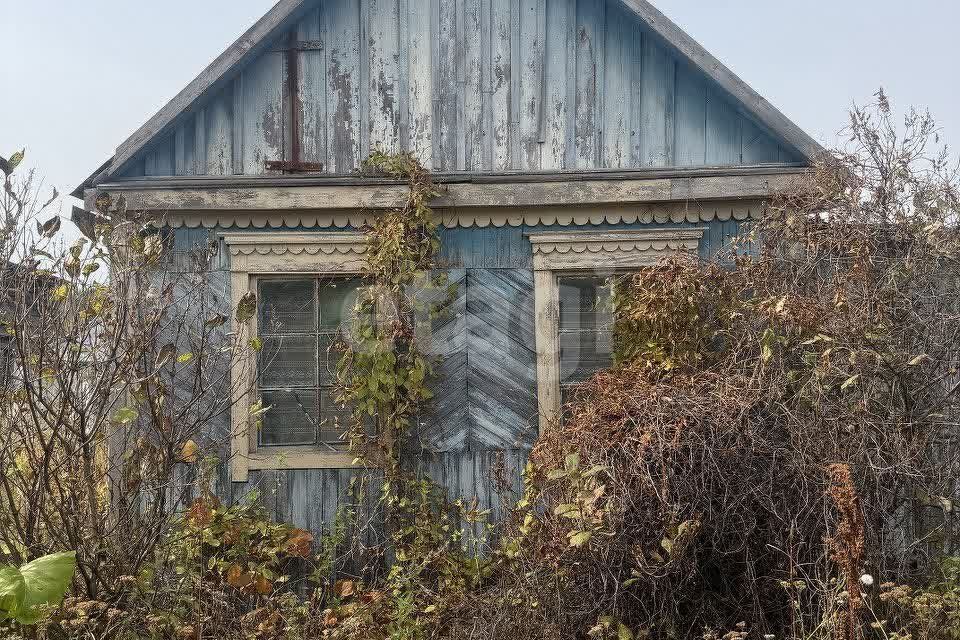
[
  {"x1": 568, "y1": 531, "x2": 592, "y2": 548},
  {"x1": 7, "y1": 150, "x2": 25, "y2": 172},
  {"x1": 0, "y1": 566, "x2": 25, "y2": 620},
  {"x1": 112, "y1": 407, "x2": 139, "y2": 425},
  {"x1": 236, "y1": 291, "x2": 257, "y2": 324},
  {"x1": 16, "y1": 552, "x2": 77, "y2": 623},
  {"x1": 176, "y1": 352, "x2": 194, "y2": 364},
  {"x1": 553, "y1": 504, "x2": 580, "y2": 518}
]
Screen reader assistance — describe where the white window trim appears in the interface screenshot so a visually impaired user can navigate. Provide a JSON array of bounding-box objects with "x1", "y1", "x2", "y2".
[
  {"x1": 223, "y1": 232, "x2": 368, "y2": 482},
  {"x1": 528, "y1": 228, "x2": 706, "y2": 433}
]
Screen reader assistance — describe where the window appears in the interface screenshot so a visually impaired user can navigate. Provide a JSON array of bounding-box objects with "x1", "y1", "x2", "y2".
[
  {"x1": 529, "y1": 229, "x2": 705, "y2": 432},
  {"x1": 222, "y1": 232, "x2": 369, "y2": 482},
  {"x1": 257, "y1": 277, "x2": 364, "y2": 449},
  {"x1": 558, "y1": 275, "x2": 614, "y2": 403}
]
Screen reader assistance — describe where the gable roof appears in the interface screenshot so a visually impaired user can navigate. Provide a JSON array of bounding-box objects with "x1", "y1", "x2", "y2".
[{"x1": 75, "y1": 0, "x2": 821, "y2": 197}]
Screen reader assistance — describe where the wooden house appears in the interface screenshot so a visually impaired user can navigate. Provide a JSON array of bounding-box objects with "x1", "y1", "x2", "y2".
[{"x1": 73, "y1": 0, "x2": 820, "y2": 531}]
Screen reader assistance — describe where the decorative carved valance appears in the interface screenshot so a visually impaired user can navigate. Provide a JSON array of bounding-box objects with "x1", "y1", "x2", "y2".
[{"x1": 527, "y1": 229, "x2": 704, "y2": 271}]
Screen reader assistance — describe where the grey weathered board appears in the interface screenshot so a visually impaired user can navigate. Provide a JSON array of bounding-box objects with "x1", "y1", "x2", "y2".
[{"x1": 128, "y1": 0, "x2": 800, "y2": 179}]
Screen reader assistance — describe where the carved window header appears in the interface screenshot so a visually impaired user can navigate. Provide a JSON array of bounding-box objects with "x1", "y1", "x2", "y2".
[
  {"x1": 221, "y1": 232, "x2": 368, "y2": 274},
  {"x1": 527, "y1": 228, "x2": 705, "y2": 271}
]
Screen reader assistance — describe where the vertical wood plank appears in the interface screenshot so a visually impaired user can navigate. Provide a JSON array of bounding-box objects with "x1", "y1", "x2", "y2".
[
  {"x1": 639, "y1": 35, "x2": 675, "y2": 166},
  {"x1": 174, "y1": 119, "x2": 197, "y2": 176},
  {"x1": 436, "y1": 0, "x2": 459, "y2": 169},
  {"x1": 534, "y1": 268, "x2": 559, "y2": 434},
  {"x1": 240, "y1": 47, "x2": 284, "y2": 173},
  {"x1": 541, "y1": 0, "x2": 574, "y2": 170},
  {"x1": 298, "y1": 8, "x2": 326, "y2": 165},
  {"x1": 368, "y1": 0, "x2": 401, "y2": 153},
  {"x1": 144, "y1": 136, "x2": 174, "y2": 176},
  {"x1": 602, "y1": 2, "x2": 630, "y2": 168},
  {"x1": 574, "y1": 0, "x2": 602, "y2": 168},
  {"x1": 517, "y1": 0, "x2": 543, "y2": 171},
  {"x1": 463, "y1": 0, "x2": 485, "y2": 170},
  {"x1": 706, "y1": 90, "x2": 741, "y2": 165},
  {"x1": 673, "y1": 61, "x2": 706, "y2": 167},
  {"x1": 741, "y1": 117, "x2": 780, "y2": 164},
  {"x1": 406, "y1": 0, "x2": 434, "y2": 167},
  {"x1": 490, "y1": 0, "x2": 513, "y2": 169},
  {"x1": 204, "y1": 87, "x2": 234, "y2": 176},
  {"x1": 326, "y1": 0, "x2": 362, "y2": 172}
]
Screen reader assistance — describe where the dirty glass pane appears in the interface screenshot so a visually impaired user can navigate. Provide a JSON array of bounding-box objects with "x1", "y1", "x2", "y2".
[
  {"x1": 558, "y1": 276, "x2": 613, "y2": 331},
  {"x1": 559, "y1": 330, "x2": 612, "y2": 385},
  {"x1": 260, "y1": 335, "x2": 317, "y2": 388},
  {"x1": 319, "y1": 277, "x2": 365, "y2": 329},
  {"x1": 259, "y1": 280, "x2": 315, "y2": 333},
  {"x1": 317, "y1": 333, "x2": 347, "y2": 386},
  {"x1": 259, "y1": 390, "x2": 318, "y2": 446},
  {"x1": 318, "y1": 388, "x2": 351, "y2": 445}
]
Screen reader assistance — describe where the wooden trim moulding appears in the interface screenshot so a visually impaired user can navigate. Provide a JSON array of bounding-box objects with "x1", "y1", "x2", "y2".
[{"x1": 84, "y1": 170, "x2": 800, "y2": 221}]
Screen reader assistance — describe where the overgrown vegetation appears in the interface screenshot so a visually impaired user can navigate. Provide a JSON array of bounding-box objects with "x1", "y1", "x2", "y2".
[{"x1": 1, "y1": 92, "x2": 959, "y2": 639}]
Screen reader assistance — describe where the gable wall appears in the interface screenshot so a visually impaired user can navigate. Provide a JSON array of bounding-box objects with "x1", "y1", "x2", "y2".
[{"x1": 126, "y1": 0, "x2": 799, "y2": 179}]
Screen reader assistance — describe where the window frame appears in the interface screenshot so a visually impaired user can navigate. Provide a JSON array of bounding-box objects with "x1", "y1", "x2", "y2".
[
  {"x1": 223, "y1": 232, "x2": 369, "y2": 482},
  {"x1": 528, "y1": 228, "x2": 706, "y2": 433}
]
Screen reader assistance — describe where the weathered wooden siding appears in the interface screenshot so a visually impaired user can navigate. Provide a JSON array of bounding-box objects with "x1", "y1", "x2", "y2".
[
  {"x1": 173, "y1": 217, "x2": 740, "y2": 532},
  {"x1": 128, "y1": 0, "x2": 800, "y2": 179}
]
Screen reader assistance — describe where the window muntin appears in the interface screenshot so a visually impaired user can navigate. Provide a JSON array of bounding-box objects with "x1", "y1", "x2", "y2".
[
  {"x1": 558, "y1": 275, "x2": 613, "y2": 402},
  {"x1": 257, "y1": 276, "x2": 364, "y2": 448}
]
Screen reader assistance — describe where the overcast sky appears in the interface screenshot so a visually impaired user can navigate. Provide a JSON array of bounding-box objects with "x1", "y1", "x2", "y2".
[{"x1": 1, "y1": 0, "x2": 957, "y2": 224}]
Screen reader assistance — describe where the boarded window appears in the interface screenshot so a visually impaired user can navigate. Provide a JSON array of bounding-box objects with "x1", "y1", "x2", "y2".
[
  {"x1": 558, "y1": 275, "x2": 613, "y2": 403},
  {"x1": 257, "y1": 277, "x2": 364, "y2": 448}
]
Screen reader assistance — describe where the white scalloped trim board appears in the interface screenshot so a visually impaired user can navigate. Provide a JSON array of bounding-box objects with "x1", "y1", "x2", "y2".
[
  {"x1": 165, "y1": 200, "x2": 762, "y2": 230},
  {"x1": 532, "y1": 240, "x2": 693, "y2": 255},
  {"x1": 228, "y1": 244, "x2": 367, "y2": 256}
]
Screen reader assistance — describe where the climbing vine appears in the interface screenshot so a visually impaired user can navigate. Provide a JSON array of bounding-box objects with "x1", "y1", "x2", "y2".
[
  {"x1": 337, "y1": 150, "x2": 440, "y2": 478},
  {"x1": 334, "y1": 151, "x2": 492, "y2": 636}
]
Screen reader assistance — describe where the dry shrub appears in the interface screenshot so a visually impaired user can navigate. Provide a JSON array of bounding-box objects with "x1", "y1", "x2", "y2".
[{"x1": 442, "y1": 93, "x2": 960, "y2": 640}]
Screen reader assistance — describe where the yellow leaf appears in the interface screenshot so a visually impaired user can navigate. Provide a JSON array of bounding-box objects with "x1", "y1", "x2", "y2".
[
  {"x1": 568, "y1": 531, "x2": 592, "y2": 547},
  {"x1": 181, "y1": 440, "x2": 199, "y2": 463}
]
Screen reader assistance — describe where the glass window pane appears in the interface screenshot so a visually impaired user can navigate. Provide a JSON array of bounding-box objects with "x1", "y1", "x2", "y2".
[
  {"x1": 318, "y1": 389, "x2": 351, "y2": 445},
  {"x1": 260, "y1": 390, "x2": 318, "y2": 446},
  {"x1": 319, "y1": 277, "x2": 365, "y2": 329},
  {"x1": 259, "y1": 280, "x2": 315, "y2": 333},
  {"x1": 558, "y1": 276, "x2": 613, "y2": 331},
  {"x1": 317, "y1": 333, "x2": 347, "y2": 386},
  {"x1": 559, "y1": 330, "x2": 612, "y2": 384},
  {"x1": 260, "y1": 335, "x2": 317, "y2": 388}
]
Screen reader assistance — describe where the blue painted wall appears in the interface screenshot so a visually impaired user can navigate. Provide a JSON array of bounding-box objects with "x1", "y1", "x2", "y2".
[{"x1": 126, "y1": 0, "x2": 800, "y2": 179}]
